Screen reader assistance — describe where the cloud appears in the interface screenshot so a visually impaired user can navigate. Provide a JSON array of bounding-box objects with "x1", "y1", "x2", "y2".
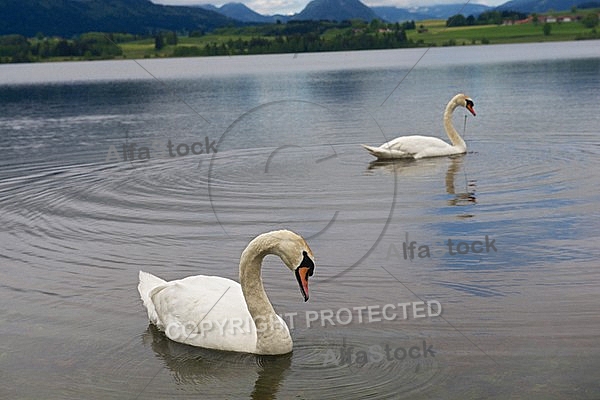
[{"x1": 246, "y1": 0, "x2": 306, "y2": 15}]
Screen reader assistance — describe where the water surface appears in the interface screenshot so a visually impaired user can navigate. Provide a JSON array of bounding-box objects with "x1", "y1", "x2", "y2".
[{"x1": 1, "y1": 41, "x2": 599, "y2": 399}]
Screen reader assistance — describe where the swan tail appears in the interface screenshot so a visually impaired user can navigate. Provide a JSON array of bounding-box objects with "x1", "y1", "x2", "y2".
[
  {"x1": 361, "y1": 144, "x2": 383, "y2": 158},
  {"x1": 138, "y1": 270, "x2": 167, "y2": 328},
  {"x1": 361, "y1": 144, "x2": 410, "y2": 160}
]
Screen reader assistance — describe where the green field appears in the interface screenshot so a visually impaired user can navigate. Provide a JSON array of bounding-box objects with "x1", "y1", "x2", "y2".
[
  {"x1": 117, "y1": 33, "x2": 272, "y2": 59},
  {"x1": 115, "y1": 21, "x2": 598, "y2": 60},
  {"x1": 121, "y1": 15, "x2": 598, "y2": 60},
  {"x1": 407, "y1": 19, "x2": 599, "y2": 46}
]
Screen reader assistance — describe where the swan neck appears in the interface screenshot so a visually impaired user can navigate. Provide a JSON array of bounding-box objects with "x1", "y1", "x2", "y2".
[
  {"x1": 444, "y1": 99, "x2": 466, "y2": 150},
  {"x1": 239, "y1": 234, "x2": 291, "y2": 353},
  {"x1": 239, "y1": 248, "x2": 275, "y2": 320}
]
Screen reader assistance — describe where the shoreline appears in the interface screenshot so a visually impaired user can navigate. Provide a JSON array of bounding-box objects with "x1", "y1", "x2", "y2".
[{"x1": 1, "y1": 40, "x2": 599, "y2": 86}]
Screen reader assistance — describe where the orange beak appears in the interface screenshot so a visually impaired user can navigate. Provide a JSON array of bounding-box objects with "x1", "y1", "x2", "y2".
[
  {"x1": 466, "y1": 103, "x2": 476, "y2": 116},
  {"x1": 295, "y1": 266, "x2": 311, "y2": 302}
]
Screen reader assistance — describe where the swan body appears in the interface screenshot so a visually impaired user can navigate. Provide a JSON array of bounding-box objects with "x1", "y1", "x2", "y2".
[
  {"x1": 362, "y1": 93, "x2": 476, "y2": 160},
  {"x1": 138, "y1": 230, "x2": 315, "y2": 355}
]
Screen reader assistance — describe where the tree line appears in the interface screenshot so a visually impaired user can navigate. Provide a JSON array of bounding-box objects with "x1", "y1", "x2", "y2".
[
  {"x1": 0, "y1": 20, "x2": 417, "y2": 63},
  {"x1": 175, "y1": 20, "x2": 415, "y2": 57},
  {"x1": 0, "y1": 32, "x2": 137, "y2": 63},
  {"x1": 446, "y1": 10, "x2": 528, "y2": 27}
]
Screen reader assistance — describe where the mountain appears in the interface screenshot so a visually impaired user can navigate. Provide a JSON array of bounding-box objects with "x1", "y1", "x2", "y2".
[
  {"x1": 373, "y1": 3, "x2": 493, "y2": 22},
  {"x1": 496, "y1": 0, "x2": 593, "y2": 12},
  {"x1": 198, "y1": 3, "x2": 289, "y2": 23},
  {"x1": 293, "y1": 0, "x2": 379, "y2": 22},
  {"x1": 0, "y1": 0, "x2": 235, "y2": 37}
]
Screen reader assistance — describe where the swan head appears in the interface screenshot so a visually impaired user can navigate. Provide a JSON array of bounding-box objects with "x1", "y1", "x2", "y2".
[
  {"x1": 454, "y1": 94, "x2": 476, "y2": 116},
  {"x1": 266, "y1": 230, "x2": 315, "y2": 302}
]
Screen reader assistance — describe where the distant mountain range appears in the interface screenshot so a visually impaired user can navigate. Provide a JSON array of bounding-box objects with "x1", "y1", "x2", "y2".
[
  {"x1": 1, "y1": 0, "x2": 597, "y2": 37},
  {"x1": 199, "y1": 0, "x2": 597, "y2": 24},
  {"x1": 199, "y1": 0, "x2": 380, "y2": 23},
  {"x1": 199, "y1": 1, "x2": 494, "y2": 23},
  {"x1": 0, "y1": 0, "x2": 233, "y2": 37}
]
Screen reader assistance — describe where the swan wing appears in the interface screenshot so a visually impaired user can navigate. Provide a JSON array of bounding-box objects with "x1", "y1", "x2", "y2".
[
  {"x1": 363, "y1": 136, "x2": 448, "y2": 159},
  {"x1": 387, "y1": 135, "x2": 452, "y2": 154},
  {"x1": 147, "y1": 274, "x2": 259, "y2": 353},
  {"x1": 365, "y1": 136, "x2": 461, "y2": 159}
]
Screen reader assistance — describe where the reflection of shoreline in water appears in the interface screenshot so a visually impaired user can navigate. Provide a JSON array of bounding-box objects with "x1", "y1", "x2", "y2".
[
  {"x1": 142, "y1": 324, "x2": 291, "y2": 399},
  {"x1": 366, "y1": 155, "x2": 477, "y2": 208}
]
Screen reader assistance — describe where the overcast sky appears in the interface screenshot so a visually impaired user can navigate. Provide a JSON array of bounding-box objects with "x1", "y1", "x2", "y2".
[{"x1": 152, "y1": 1, "x2": 507, "y2": 16}]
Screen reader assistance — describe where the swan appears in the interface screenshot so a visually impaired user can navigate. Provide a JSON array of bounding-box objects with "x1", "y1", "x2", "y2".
[
  {"x1": 138, "y1": 230, "x2": 315, "y2": 355},
  {"x1": 362, "y1": 93, "x2": 476, "y2": 160}
]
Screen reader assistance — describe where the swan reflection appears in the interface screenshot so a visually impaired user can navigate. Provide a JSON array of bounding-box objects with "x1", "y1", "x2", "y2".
[
  {"x1": 444, "y1": 156, "x2": 477, "y2": 207},
  {"x1": 142, "y1": 324, "x2": 291, "y2": 399},
  {"x1": 367, "y1": 155, "x2": 477, "y2": 208}
]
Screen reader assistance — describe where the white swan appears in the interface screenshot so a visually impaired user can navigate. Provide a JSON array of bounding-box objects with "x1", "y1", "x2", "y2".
[
  {"x1": 362, "y1": 93, "x2": 476, "y2": 160},
  {"x1": 138, "y1": 230, "x2": 315, "y2": 355}
]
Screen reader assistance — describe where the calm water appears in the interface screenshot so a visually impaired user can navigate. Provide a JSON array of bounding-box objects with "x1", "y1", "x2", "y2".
[{"x1": 1, "y1": 41, "x2": 599, "y2": 399}]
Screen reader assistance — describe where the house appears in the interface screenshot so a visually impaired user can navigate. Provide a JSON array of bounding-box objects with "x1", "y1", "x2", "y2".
[{"x1": 513, "y1": 13, "x2": 590, "y2": 25}]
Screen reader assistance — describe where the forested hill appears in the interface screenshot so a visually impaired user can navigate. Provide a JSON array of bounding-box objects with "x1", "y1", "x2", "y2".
[{"x1": 0, "y1": 0, "x2": 235, "y2": 37}]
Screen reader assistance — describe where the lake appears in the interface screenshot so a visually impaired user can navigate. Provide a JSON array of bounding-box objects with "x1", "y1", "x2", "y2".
[{"x1": 1, "y1": 40, "x2": 599, "y2": 399}]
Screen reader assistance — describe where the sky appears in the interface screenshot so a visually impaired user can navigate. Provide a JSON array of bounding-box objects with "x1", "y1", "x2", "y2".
[{"x1": 152, "y1": 0, "x2": 508, "y2": 16}]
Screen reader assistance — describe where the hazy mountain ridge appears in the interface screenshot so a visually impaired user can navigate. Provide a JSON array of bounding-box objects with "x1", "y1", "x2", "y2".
[
  {"x1": 198, "y1": 2, "x2": 288, "y2": 23},
  {"x1": 205, "y1": 0, "x2": 597, "y2": 23},
  {"x1": 372, "y1": 3, "x2": 494, "y2": 22},
  {"x1": 196, "y1": 1, "x2": 494, "y2": 23}
]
